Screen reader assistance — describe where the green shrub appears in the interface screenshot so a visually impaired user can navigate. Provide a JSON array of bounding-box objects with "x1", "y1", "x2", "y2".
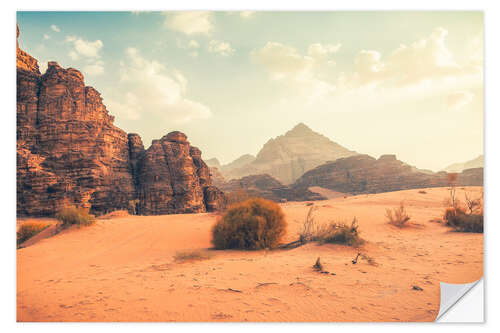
[
  {"x1": 386, "y1": 202, "x2": 411, "y2": 227},
  {"x1": 443, "y1": 207, "x2": 483, "y2": 233},
  {"x1": 55, "y1": 206, "x2": 95, "y2": 228},
  {"x1": 212, "y1": 198, "x2": 287, "y2": 250},
  {"x1": 315, "y1": 217, "x2": 364, "y2": 247},
  {"x1": 17, "y1": 222, "x2": 49, "y2": 247}
]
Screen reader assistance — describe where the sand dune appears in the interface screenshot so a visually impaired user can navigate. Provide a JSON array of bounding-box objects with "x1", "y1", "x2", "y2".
[{"x1": 17, "y1": 186, "x2": 483, "y2": 322}]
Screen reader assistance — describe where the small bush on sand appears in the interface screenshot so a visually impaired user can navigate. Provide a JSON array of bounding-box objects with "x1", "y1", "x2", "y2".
[
  {"x1": 299, "y1": 206, "x2": 320, "y2": 243},
  {"x1": 212, "y1": 198, "x2": 286, "y2": 250},
  {"x1": 443, "y1": 207, "x2": 483, "y2": 233},
  {"x1": 386, "y1": 202, "x2": 411, "y2": 227},
  {"x1": 443, "y1": 190, "x2": 483, "y2": 233},
  {"x1": 315, "y1": 218, "x2": 364, "y2": 247},
  {"x1": 174, "y1": 250, "x2": 214, "y2": 263},
  {"x1": 17, "y1": 222, "x2": 49, "y2": 247},
  {"x1": 55, "y1": 206, "x2": 95, "y2": 228},
  {"x1": 296, "y1": 207, "x2": 363, "y2": 247}
]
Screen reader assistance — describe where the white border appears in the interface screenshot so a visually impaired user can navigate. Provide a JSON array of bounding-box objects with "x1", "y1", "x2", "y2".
[{"x1": 2, "y1": 1, "x2": 499, "y2": 331}]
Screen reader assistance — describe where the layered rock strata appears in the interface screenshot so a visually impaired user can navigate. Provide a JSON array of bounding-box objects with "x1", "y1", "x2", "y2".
[{"x1": 16, "y1": 25, "x2": 223, "y2": 216}]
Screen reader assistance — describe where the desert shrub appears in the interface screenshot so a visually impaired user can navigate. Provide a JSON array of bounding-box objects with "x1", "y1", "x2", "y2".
[
  {"x1": 211, "y1": 198, "x2": 287, "y2": 250},
  {"x1": 17, "y1": 222, "x2": 49, "y2": 247},
  {"x1": 443, "y1": 207, "x2": 483, "y2": 233},
  {"x1": 297, "y1": 207, "x2": 362, "y2": 247},
  {"x1": 174, "y1": 249, "x2": 214, "y2": 263},
  {"x1": 315, "y1": 217, "x2": 364, "y2": 247},
  {"x1": 299, "y1": 206, "x2": 320, "y2": 243},
  {"x1": 55, "y1": 206, "x2": 95, "y2": 228},
  {"x1": 442, "y1": 190, "x2": 483, "y2": 233},
  {"x1": 418, "y1": 190, "x2": 427, "y2": 194},
  {"x1": 386, "y1": 202, "x2": 411, "y2": 227}
]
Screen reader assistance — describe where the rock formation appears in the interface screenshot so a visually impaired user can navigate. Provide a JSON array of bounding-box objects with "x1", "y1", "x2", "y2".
[
  {"x1": 16, "y1": 25, "x2": 223, "y2": 216},
  {"x1": 209, "y1": 167, "x2": 226, "y2": 188},
  {"x1": 134, "y1": 132, "x2": 224, "y2": 214},
  {"x1": 292, "y1": 154, "x2": 483, "y2": 195},
  {"x1": 443, "y1": 155, "x2": 484, "y2": 173},
  {"x1": 205, "y1": 158, "x2": 221, "y2": 169},
  {"x1": 219, "y1": 174, "x2": 325, "y2": 202},
  {"x1": 220, "y1": 123, "x2": 358, "y2": 184}
]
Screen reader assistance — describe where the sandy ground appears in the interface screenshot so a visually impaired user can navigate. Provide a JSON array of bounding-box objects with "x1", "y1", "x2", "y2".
[{"x1": 17, "y1": 186, "x2": 483, "y2": 322}]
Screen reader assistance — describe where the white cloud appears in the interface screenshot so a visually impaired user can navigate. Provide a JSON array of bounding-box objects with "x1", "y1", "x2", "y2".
[
  {"x1": 50, "y1": 25, "x2": 60, "y2": 32},
  {"x1": 240, "y1": 11, "x2": 255, "y2": 19},
  {"x1": 43, "y1": 34, "x2": 50, "y2": 40},
  {"x1": 252, "y1": 42, "x2": 335, "y2": 103},
  {"x1": 83, "y1": 60, "x2": 105, "y2": 76},
  {"x1": 254, "y1": 28, "x2": 482, "y2": 111},
  {"x1": 208, "y1": 40, "x2": 235, "y2": 57},
  {"x1": 447, "y1": 91, "x2": 474, "y2": 111},
  {"x1": 252, "y1": 42, "x2": 314, "y2": 79},
  {"x1": 164, "y1": 11, "x2": 214, "y2": 35},
  {"x1": 346, "y1": 27, "x2": 479, "y2": 88},
  {"x1": 307, "y1": 43, "x2": 341, "y2": 59},
  {"x1": 106, "y1": 92, "x2": 142, "y2": 120},
  {"x1": 111, "y1": 47, "x2": 211, "y2": 123},
  {"x1": 66, "y1": 36, "x2": 103, "y2": 59}
]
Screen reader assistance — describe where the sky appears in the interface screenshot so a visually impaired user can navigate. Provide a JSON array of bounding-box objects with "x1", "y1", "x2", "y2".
[{"x1": 16, "y1": 11, "x2": 483, "y2": 171}]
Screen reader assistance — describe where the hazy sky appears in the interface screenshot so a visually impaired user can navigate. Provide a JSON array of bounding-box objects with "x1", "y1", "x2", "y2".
[{"x1": 17, "y1": 11, "x2": 483, "y2": 171}]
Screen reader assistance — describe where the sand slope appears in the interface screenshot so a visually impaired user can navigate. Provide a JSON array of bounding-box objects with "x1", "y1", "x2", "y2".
[{"x1": 17, "y1": 187, "x2": 483, "y2": 322}]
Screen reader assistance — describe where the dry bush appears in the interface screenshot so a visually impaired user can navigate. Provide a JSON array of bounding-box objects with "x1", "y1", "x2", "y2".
[
  {"x1": 55, "y1": 206, "x2": 95, "y2": 228},
  {"x1": 443, "y1": 190, "x2": 483, "y2": 233},
  {"x1": 418, "y1": 190, "x2": 427, "y2": 194},
  {"x1": 298, "y1": 207, "x2": 362, "y2": 247},
  {"x1": 299, "y1": 206, "x2": 320, "y2": 243},
  {"x1": 314, "y1": 217, "x2": 364, "y2": 247},
  {"x1": 443, "y1": 207, "x2": 483, "y2": 233},
  {"x1": 174, "y1": 250, "x2": 214, "y2": 263},
  {"x1": 386, "y1": 202, "x2": 411, "y2": 227},
  {"x1": 17, "y1": 222, "x2": 50, "y2": 247},
  {"x1": 211, "y1": 198, "x2": 287, "y2": 250}
]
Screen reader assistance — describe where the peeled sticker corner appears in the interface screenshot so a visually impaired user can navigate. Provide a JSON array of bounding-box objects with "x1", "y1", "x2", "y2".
[{"x1": 435, "y1": 278, "x2": 484, "y2": 322}]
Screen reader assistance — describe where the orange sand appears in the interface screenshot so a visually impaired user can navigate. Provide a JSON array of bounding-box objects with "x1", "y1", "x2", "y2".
[{"x1": 17, "y1": 186, "x2": 483, "y2": 322}]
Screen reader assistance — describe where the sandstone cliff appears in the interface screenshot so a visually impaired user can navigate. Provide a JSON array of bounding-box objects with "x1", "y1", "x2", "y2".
[
  {"x1": 16, "y1": 25, "x2": 223, "y2": 216},
  {"x1": 220, "y1": 123, "x2": 358, "y2": 184},
  {"x1": 292, "y1": 154, "x2": 483, "y2": 195}
]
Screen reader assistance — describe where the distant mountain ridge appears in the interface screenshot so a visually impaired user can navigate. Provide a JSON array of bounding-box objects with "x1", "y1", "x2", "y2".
[
  {"x1": 443, "y1": 155, "x2": 484, "y2": 173},
  {"x1": 292, "y1": 154, "x2": 483, "y2": 195},
  {"x1": 218, "y1": 123, "x2": 358, "y2": 184}
]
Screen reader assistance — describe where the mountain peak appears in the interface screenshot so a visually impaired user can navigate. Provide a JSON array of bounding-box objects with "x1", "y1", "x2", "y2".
[{"x1": 286, "y1": 122, "x2": 315, "y2": 136}]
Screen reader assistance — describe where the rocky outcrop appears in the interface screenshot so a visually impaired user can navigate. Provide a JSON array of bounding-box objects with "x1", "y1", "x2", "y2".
[
  {"x1": 443, "y1": 155, "x2": 484, "y2": 173},
  {"x1": 292, "y1": 154, "x2": 483, "y2": 195},
  {"x1": 16, "y1": 25, "x2": 223, "y2": 216},
  {"x1": 219, "y1": 174, "x2": 325, "y2": 203},
  {"x1": 457, "y1": 168, "x2": 483, "y2": 186},
  {"x1": 220, "y1": 123, "x2": 358, "y2": 184},
  {"x1": 209, "y1": 167, "x2": 226, "y2": 188},
  {"x1": 133, "y1": 132, "x2": 224, "y2": 215}
]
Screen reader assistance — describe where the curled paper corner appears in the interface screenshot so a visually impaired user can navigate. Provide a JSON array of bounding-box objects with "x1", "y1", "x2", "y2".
[{"x1": 436, "y1": 278, "x2": 483, "y2": 322}]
